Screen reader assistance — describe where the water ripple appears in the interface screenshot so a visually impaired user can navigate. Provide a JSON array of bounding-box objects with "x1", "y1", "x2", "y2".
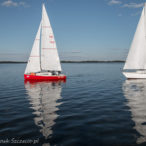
[{"x1": 0, "y1": 63, "x2": 144, "y2": 145}]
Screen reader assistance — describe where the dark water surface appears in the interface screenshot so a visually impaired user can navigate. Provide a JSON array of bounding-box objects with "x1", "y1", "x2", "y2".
[{"x1": 0, "y1": 63, "x2": 146, "y2": 146}]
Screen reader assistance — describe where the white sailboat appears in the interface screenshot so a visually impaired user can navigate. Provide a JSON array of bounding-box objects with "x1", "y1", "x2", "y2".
[
  {"x1": 24, "y1": 4, "x2": 66, "y2": 81},
  {"x1": 123, "y1": 3, "x2": 146, "y2": 79}
]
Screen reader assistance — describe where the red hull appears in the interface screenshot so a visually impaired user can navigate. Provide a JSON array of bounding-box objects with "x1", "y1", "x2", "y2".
[{"x1": 24, "y1": 74, "x2": 66, "y2": 81}]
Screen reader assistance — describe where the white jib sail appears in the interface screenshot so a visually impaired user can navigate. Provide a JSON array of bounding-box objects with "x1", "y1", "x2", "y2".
[
  {"x1": 25, "y1": 24, "x2": 41, "y2": 74},
  {"x1": 124, "y1": 4, "x2": 146, "y2": 70},
  {"x1": 41, "y1": 4, "x2": 62, "y2": 71}
]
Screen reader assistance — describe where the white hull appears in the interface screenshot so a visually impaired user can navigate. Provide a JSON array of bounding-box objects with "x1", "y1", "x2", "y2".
[{"x1": 123, "y1": 72, "x2": 146, "y2": 79}]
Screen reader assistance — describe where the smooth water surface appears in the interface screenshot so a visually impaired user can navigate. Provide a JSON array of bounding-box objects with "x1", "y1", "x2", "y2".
[{"x1": 0, "y1": 63, "x2": 146, "y2": 146}]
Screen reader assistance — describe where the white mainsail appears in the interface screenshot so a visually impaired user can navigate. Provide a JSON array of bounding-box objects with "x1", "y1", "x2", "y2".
[
  {"x1": 124, "y1": 4, "x2": 146, "y2": 70},
  {"x1": 41, "y1": 4, "x2": 62, "y2": 71},
  {"x1": 25, "y1": 24, "x2": 41, "y2": 74}
]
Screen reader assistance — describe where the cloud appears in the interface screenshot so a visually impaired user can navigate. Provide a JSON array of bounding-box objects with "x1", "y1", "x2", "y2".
[
  {"x1": 1, "y1": 0, "x2": 29, "y2": 7},
  {"x1": 2, "y1": 0, "x2": 17, "y2": 7},
  {"x1": 108, "y1": 0, "x2": 122, "y2": 5},
  {"x1": 122, "y1": 3, "x2": 144, "y2": 8},
  {"x1": 19, "y1": 2, "x2": 30, "y2": 7}
]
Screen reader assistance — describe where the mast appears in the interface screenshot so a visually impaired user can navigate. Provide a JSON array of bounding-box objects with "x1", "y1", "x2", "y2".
[{"x1": 40, "y1": 20, "x2": 42, "y2": 71}]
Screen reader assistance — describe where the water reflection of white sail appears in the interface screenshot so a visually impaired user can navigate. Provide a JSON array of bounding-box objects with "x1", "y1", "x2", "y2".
[
  {"x1": 123, "y1": 80, "x2": 146, "y2": 144},
  {"x1": 25, "y1": 81, "x2": 63, "y2": 139}
]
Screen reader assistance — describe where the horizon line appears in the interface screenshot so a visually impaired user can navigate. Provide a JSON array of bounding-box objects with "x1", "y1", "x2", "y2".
[{"x1": 0, "y1": 60, "x2": 125, "y2": 63}]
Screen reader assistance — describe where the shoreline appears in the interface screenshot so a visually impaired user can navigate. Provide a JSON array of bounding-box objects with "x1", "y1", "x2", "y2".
[{"x1": 0, "y1": 61, "x2": 125, "y2": 64}]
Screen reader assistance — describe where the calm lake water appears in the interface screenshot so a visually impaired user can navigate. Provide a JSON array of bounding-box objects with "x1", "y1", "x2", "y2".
[{"x1": 0, "y1": 63, "x2": 146, "y2": 146}]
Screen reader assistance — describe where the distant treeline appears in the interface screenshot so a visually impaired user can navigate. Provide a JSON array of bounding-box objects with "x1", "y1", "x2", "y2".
[
  {"x1": 61, "y1": 60, "x2": 125, "y2": 63},
  {"x1": 0, "y1": 60, "x2": 125, "y2": 64},
  {"x1": 0, "y1": 61, "x2": 27, "y2": 63}
]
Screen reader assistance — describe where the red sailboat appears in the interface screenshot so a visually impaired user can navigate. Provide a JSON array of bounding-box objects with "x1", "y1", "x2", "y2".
[{"x1": 24, "y1": 4, "x2": 66, "y2": 81}]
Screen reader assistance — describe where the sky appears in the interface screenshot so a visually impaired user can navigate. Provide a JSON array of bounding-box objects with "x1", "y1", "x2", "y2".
[{"x1": 0, "y1": 0, "x2": 145, "y2": 61}]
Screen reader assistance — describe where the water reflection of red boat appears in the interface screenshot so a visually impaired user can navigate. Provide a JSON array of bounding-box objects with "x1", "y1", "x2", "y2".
[{"x1": 24, "y1": 79, "x2": 66, "y2": 85}]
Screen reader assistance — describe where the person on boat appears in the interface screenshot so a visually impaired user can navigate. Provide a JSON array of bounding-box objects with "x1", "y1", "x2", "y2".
[{"x1": 52, "y1": 71, "x2": 59, "y2": 75}]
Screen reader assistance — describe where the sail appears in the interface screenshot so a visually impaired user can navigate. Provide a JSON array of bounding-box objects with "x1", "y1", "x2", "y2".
[
  {"x1": 124, "y1": 5, "x2": 146, "y2": 70},
  {"x1": 41, "y1": 4, "x2": 62, "y2": 71},
  {"x1": 25, "y1": 24, "x2": 41, "y2": 74}
]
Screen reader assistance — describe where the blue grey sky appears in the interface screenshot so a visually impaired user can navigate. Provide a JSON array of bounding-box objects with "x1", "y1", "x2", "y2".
[{"x1": 0, "y1": 0, "x2": 145, "y2": 61}]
